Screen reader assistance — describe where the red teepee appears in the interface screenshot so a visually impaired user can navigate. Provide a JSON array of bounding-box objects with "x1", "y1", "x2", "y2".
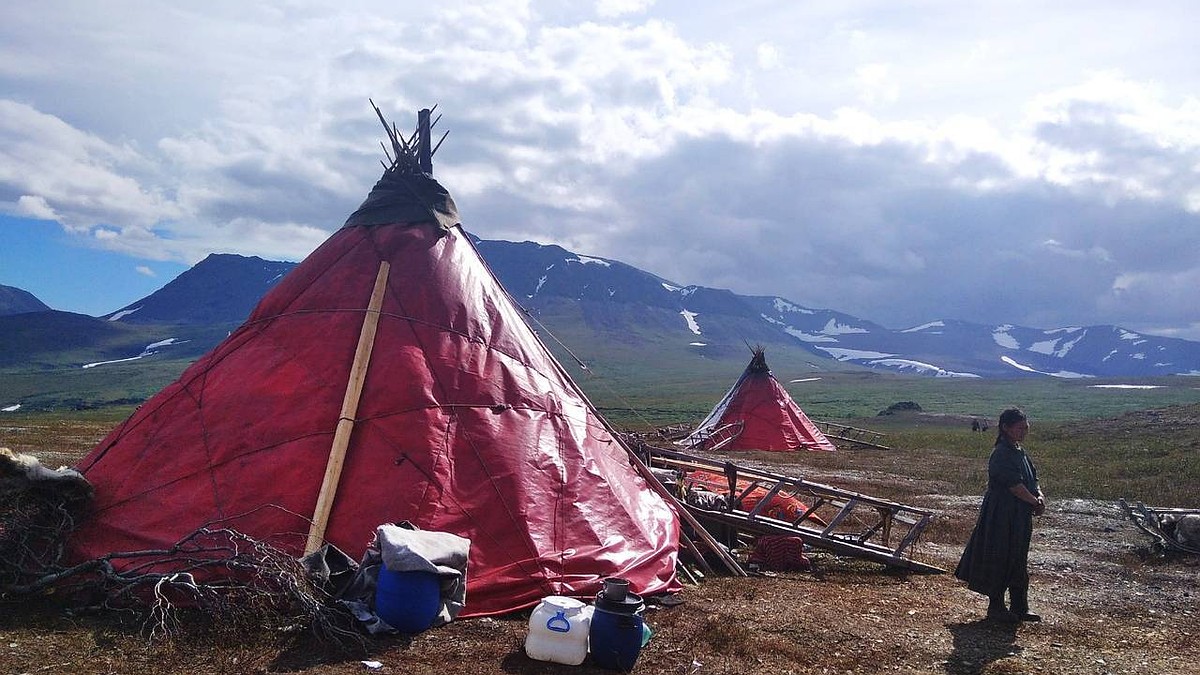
[
  {"x1": 69, "y1": 111, "x2": 679, "y2": 616},
  {"x1": 680, "y1": 348, "x2": 836, "y2": 453}
]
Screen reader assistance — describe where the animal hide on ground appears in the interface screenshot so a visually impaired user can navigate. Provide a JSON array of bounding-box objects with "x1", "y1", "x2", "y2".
[
  {"x1": 1, "y1": 447, "x2": 94, "y2": 589},
  {"x1": 1162, "y1": 513, "x2": 1200, "y2": 550},
  {"x1": 0, "y1": 447, "x2": 93, "y2": 501}
]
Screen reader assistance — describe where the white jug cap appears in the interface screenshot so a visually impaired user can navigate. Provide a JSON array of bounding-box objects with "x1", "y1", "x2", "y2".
[{"x1": 540, "y1": 595, "x2": 586, "y2": 610}]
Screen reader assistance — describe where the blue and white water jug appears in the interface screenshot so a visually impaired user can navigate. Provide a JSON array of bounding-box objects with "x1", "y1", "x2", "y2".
[{"x1": 524, "y1": 595, "x2": 594, "y2": 665}]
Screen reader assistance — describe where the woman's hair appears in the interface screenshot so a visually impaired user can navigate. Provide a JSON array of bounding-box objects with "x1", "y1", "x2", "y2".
[{"x1": 996, "y1": 407, "x2": 1028, "y2": 444}]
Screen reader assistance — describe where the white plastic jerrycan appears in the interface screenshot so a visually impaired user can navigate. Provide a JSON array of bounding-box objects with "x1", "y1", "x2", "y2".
[{"x1": 524, "y1": 595, "x2": 594, "y2": 665}]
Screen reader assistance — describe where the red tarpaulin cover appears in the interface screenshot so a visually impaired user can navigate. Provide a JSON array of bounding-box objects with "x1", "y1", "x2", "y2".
[
  {"x1": 684, "y1": 470, "x2": 826, "y2": 525},
  {"x1": 71, "y1": 169, "x2": 680, "y2": 616}
]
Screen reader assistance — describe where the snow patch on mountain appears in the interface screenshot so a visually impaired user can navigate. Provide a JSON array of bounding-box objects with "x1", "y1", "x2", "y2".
[
  {"x1": 821, "y1": 319, "x2": 868, "y2": 335},
  {"x1": 816, "y1": 347, "x2": 895, "y2": 361},
  {"x1": 82, "y1": 355, "x2": 146, "y2": 369},
  {"x1": 1, "y1": 404, "x2": 20, "y2": 412},
  {"x1": 868, "y1": 358, "x2": 980, "y2": 378},
  {"x1": 1029, "y1": 333, "x2": 1083, "y2": 358},
  {"x1": 993, "y1": 326, "x2": 1019, "y2": 349},
  {"x1": 901, "y1": 321, "x2": 945, "y2": 333},
  {"x1": 761, "y1": 315, "x2": 837, "y2": 343},
  {"x1": 786, "y1": 328, "x2": 838, "y2": 343},
  {"x1": 681, "y1": 310, "x2": 702, "y2": 335},
  {"x1": 773, "y1": 298, "x2": 813, "y2": 315},
  {"x1": 1029, "y1": 339, "x2": 1057, "y2": 355},
  {"x1": 108, "y1": 306, "x2": 141, "y2": 321},
  {"x1": 662, "y1": 282, "x2": 680, "y2": 292},
  {"x1": 82, "y1": 337, "x2": 185, "y2": 369},
  {"x1": 572, "y1": 255, "x2": 611, "y2": 267},
  {"x1": 1000, "y1": 355, "x2": 1092, "y2": 378}
]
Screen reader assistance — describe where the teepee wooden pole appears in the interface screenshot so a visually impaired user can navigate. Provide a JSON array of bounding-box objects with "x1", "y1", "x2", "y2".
[
  {"x1": 626, "y1": 449, "x2": 747, "y2": 576},
  {"x1": 305, "y1": 261, "x2": 391, "y2": 554},
  {"x1": 418, "y1": 108, "x2": 433, "y2": 173}
]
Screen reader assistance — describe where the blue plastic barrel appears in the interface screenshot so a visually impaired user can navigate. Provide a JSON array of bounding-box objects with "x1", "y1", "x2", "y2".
[
  {"x1": 374, "y1": 568, "x2": 441, "y2": 633},
  {"x1": 589, "y1": 606, "x2": 645, "y2": 671}
]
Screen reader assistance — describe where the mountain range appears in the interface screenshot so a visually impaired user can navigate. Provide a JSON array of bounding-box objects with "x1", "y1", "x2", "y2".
[{"x1": 4, "y1": 238, "x2": 1200, "y2": 381}]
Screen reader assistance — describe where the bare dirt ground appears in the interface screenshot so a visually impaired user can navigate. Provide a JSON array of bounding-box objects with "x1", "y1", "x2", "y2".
[{"x1": 2, "y1": 418, "x2": 1199, "y2": 674}]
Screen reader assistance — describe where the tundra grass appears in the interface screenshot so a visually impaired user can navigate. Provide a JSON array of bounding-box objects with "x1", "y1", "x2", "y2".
[
  {"x1": 757, "y1": 416, "x2": 1200, "y2": 508},
  {"x1": 592, "y1": 371, "x2": 1200, "y2": 428},
  {"x1": 4, "y1": 401, "x2": 1197, "y2": 509}
]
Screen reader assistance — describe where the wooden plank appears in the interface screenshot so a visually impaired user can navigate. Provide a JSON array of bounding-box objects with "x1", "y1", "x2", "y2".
[
  {"x1": 734, "y1": 480, "x2": 764, "y2": 506},
  {"x1": 305, "y1": 261, "x2": 391, "y2": 554},
  {"x1": 792, "y1": 497, "x2": 828, "y2": 527},
  {"x1": 893, "y1": 513, "x2": 932, "y2": 557},
  {"x1": 821, "y1": 498, "x2": 859, "y2": 536},
  {"x1": 676, "y1": 532, "x2": 714, "y2": 576},
  {"x1": 745, "y1": 482, "x2": 784, "y2": 520}
]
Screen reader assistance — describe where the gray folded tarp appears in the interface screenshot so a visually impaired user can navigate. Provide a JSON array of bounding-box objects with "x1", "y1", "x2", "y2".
[{"x1": 329, "y1": 522, "x2": 471, "y2": 634}]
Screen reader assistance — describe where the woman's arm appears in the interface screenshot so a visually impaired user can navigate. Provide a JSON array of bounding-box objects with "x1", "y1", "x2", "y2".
[{"x1": 1009, "y1": 483, "x2": 1045, "y2": 515}]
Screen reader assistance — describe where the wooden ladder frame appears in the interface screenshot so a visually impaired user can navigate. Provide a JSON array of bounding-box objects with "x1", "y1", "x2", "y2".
[
  {"x1": 682, "y1": 421, "x2": 745, "y2": 452},
  {"x1": 645, "y1": 446, "x2": 944, "y2": 574}
]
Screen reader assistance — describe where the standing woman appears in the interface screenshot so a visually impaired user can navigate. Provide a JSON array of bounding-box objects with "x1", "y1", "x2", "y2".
[{"x1": 955, "y1": 408, "x2": 1046, "y2": 622}]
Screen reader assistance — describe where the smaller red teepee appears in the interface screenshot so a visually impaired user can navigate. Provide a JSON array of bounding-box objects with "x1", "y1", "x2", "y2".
[{"x1": 681, "y1": 348, "x2": 836, "y2": 453}]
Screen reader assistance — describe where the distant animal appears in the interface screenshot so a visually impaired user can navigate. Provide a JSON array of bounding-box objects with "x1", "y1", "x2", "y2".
[{"x1": 971, "y1": 419, "x2": 980, "y2": 432}]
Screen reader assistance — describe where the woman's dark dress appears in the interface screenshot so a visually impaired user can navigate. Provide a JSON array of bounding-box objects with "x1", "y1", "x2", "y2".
[{"x1": 955, "y1": 439, "x2": 1039, "y2": 601}]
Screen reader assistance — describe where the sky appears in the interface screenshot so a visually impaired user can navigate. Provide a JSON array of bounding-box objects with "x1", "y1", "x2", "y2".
[{"x1": 1, "y1": 1, "x2": 1198, "y2": 339}]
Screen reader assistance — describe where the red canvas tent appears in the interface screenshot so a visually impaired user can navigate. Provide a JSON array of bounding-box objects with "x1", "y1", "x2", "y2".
[
  {"x1": 69, "y1": 113, "x2": 680, "y2": 616},
  {"x1": 680, "y1": 348, "x2": 836, "y2": 453}
]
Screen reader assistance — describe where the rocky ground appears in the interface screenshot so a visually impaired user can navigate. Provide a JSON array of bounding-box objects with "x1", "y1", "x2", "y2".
[
  {"x1": 3, "y1": 478, "x2": 1197, "y2": 675},
  {"x1": 2, "y1": 406, "x2": 1199, "y2": 675}
]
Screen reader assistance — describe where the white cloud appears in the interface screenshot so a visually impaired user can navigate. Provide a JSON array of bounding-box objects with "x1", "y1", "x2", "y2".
[
  {"x1": 135, "y1": 265, "x2": 156, "y2": 277},
  {"x1": 756, "y1": 42, "x2": 781, "y2": 71},
  {"x1": 596, "y1": 0, "x2": 655, "y2": 19},
  {"x1": 13, "y1": 195, "x2": 59, "y2": 221},
  {"x1": 0, "y1": 1, "x2": 1198, "y2": 340},
  {"x1": 1042, "y1": 239, "x2": 1113, "y2": 263},
  {"x1": 0, "y1": 100, "x2": 177, "y2": 233},
  {"x1": 854, "y1": 63, "x2": 898, "y2": 106}
]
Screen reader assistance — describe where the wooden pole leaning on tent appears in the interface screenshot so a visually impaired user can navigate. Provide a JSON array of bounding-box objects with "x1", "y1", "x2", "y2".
[
  {"x1": 305, "y1": 261, "x2": 391, "y2": 554},
  {"x1": 625, "y1": 448, "x2": 746, "y2": 577}
]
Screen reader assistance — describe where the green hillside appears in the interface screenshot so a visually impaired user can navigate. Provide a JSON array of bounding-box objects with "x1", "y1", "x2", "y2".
[{"x1": 3, "y1": 299, "x2": 1200, "y2": 424}]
